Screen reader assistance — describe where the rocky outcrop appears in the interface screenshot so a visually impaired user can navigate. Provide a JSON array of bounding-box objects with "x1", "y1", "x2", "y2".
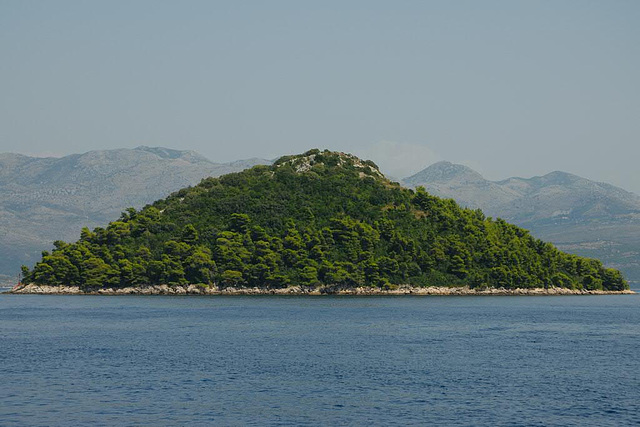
[{"x1": 8, "y1": 283, "x2": 635, "y2": 296}]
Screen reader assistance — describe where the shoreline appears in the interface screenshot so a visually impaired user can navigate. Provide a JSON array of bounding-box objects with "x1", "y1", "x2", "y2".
[{"x1": 7, "y1": 283, "x2": 636, "y2": 296}]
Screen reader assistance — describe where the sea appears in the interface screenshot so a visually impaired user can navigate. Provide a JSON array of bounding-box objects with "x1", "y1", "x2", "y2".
[{"x1": 1, "y1": 292, "x2": 639, "y2": 426}]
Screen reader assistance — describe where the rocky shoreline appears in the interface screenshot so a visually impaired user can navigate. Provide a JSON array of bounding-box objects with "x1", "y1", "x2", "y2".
[{"x1": 7, "y1": 283, "x2": 635, "y2": 296}]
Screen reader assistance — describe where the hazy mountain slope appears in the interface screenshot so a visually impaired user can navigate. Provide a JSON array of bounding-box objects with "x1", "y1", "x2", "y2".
[
  {"x1": 0, "y1": 147, "x2": 270, "y2": 280},
  {"x1": 402, "y1": 161, "x2": 521, "y2": 209},
  {"x1": 495, "y1": 172, "x2": 640, "y2": 222},
  {"x1": 403, "y1": 162, "x2": 640, "y2": 282}
]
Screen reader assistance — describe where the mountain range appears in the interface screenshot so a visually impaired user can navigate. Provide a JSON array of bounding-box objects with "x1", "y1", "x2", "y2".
[
  {"x1": 403, "y1": 162, "x2": 640, "y2": 282},
  {"x1": 0, "y1": 146, "x2": 269, "y2": 281},
  {"x1": 1, "y1": 147, "x2": 639, "y2": 284}
]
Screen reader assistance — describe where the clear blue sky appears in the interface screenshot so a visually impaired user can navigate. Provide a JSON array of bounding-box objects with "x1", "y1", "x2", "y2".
[{"x1": 1, "y1": 1, "x2": 639, "y2": 190}]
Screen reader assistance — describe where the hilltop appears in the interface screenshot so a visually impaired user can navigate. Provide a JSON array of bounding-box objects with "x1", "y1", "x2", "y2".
[
  {"x1": 16, "y1": 149, "x2": 628, "y2": 294},
  {"x1": 403, "y1": 161, "x2": 640, "y2": 282},
  {"x1": 0, "y1": 146, "x2": 270, "y2": 281}
]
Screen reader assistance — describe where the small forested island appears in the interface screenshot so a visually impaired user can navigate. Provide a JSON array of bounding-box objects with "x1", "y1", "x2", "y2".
[{"x1": 13, "y1": 150, "x2": 631, "y2": 295}]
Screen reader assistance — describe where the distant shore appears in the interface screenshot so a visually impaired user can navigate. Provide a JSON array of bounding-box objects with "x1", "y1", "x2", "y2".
[{"x1": 7, "y1": 283, "x2": 635, "y2": 296}]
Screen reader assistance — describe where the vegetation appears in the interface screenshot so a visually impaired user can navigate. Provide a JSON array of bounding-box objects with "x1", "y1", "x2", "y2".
[{"x1": 22, "y1": 149, "x2": 628, "y2": 291}]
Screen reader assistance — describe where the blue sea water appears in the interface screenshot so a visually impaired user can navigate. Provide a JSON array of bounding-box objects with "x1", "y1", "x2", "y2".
[{"x1": 1, "y1": 294, "x2": 639, "y2": 426}]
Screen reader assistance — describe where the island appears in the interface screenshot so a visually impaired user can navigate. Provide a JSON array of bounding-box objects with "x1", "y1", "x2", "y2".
[{"x1": 12, "y1": 150, "x2": 631, "y2": 295}]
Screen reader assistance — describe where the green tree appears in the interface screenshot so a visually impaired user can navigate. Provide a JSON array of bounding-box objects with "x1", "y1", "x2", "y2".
[
  {"x1": 299, "y1": 266, "x2": 319, "y2": 287},
  {"x1": 181, "y1": 224, "x2": 199, "y2": 244},
  {"x1": 82, "y1": 257, "x2": 119, "y2": 287},
  {"x1": 185, "y1": 247, "x2": 217, "y2": 284},
  {"x1": 221, "y1": 270, "x2": 244, "y2": 286}
]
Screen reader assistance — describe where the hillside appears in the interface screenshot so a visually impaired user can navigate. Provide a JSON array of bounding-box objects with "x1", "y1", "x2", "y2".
[
  {"x1": 0, "y1": 147, "x2": 269, "y2": 281},
  {"x1": 20, "y1": 150, "x2": 628, "y2": 292},
  {"x1": 403, "y1": 162, "x2": 640, "y2": 282}
]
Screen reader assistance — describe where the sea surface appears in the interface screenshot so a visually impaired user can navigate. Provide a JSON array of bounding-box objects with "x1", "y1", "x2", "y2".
[{"x1": 1, "y1": 293, "x2": 639, "y2": 426}]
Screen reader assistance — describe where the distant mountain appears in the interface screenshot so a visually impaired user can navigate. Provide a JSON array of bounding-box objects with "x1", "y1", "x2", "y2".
[
  {"x1": 403, "y1": 162, "x2": 640, "y2": 282},
  {"x1": 0, "y1": 146, "x2": 270, "y2": 281},
  {"x1": 403, "y1": 162, "x2": 521, "y2": 210}
]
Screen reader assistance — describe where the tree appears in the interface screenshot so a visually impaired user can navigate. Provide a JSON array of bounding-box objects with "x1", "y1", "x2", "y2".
[
  {"x1": 299, "y1": 266, "x2": 319, "y2": 287},
  {"x1": 181, "y1": 224, "x2": 199, "y2": 244},
  {"x1": 449, "y1": 255, "x2": 468, "y2": 278},
  {"x1": 221, "y1": 270, "x2": 244, "y2": 286},
  {"x1": 229, "y1": 213, "x2": 251, "y2": 233},
  {"x1": 583, "y1": 275, "x2": 603, "y2": 291},
  {"x1": 20, "y1": 265, "x2": 31, "y2": 283},
  {"x1": 32, "y1": 255, "x2": 79, "y2": 286},
  {"x1": 185, "y1": 247, "x2": 216, "y2": 284},
  {"x1": 82, "y1": 257, "x2": 118, "y2": 287}
]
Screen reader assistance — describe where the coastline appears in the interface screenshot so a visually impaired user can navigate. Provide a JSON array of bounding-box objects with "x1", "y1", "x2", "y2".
[{"x1": 7, "y1": 283, "x2": 636, "y2": 296}]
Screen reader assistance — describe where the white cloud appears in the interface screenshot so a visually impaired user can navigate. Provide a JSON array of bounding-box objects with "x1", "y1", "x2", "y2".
[{"x1": 352, "y1": 141, "x2": 441, "y2": 181}]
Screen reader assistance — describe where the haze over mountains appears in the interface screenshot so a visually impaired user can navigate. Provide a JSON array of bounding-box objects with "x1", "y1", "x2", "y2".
[
  {"x1": 403, "y1": 162, "x2": 640, "y2": 282},
  {"x1": 0, "y1": 146, "x2": 269, "y2": 281}
]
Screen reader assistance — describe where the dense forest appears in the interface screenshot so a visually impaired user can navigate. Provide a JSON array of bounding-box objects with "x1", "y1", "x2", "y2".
[{"x1": 22, "y1": 150, "x2": 628, "y2": 291}]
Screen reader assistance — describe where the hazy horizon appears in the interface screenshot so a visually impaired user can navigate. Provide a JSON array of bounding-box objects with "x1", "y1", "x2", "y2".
[{"x1": 1, "y1": 1, "x2": 638, "y2": 191}]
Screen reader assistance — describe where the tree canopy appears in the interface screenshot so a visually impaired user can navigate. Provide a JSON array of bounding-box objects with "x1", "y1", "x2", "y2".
[{"x1": 22, "y1": 149, "x2": 628, "y2": 291}]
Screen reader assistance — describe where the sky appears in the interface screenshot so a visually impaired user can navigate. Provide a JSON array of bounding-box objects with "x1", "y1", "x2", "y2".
[{"x1": 1, "y1": 1, "x2": 639, "y2": 190}]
